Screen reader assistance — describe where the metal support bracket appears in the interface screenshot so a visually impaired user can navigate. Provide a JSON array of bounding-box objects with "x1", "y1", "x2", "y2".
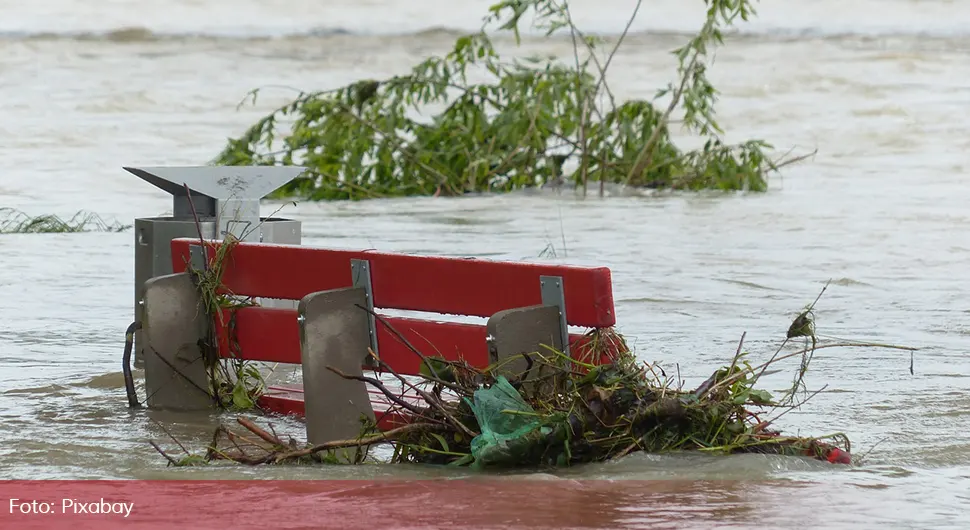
[
  {"x1": 539, "y1": 275, "x2": 569, "y2": 356},
  {"x1": 189, "y1": 243, "x2": 207, "y2": 272},
  {"x1": 351, "y1": 259, "x2": 379, "y2": 364}
]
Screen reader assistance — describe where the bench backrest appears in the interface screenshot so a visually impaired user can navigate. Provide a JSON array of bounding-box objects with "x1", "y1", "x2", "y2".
[{"x1": 170, "y1": 237, "x2": 616, "y2": 374}]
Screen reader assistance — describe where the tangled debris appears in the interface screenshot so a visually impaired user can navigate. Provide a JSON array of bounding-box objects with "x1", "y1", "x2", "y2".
[{"x1": 151, "y1": 290, "x2": 916, "y2": 470}]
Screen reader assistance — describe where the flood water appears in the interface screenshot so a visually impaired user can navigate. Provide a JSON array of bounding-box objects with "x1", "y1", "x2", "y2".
[{"x1": 1, "y1": 0, "x2": 970, "y2": 527}]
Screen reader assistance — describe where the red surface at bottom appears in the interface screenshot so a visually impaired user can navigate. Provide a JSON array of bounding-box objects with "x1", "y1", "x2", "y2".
[{"x1": 0, "y1": 478, "x2": 845, "y2": 529}]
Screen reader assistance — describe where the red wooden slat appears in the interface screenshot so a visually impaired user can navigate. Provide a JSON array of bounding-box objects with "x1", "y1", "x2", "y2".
[
  {"x1": 171, "y1": 238, "x2": 615, "y2": 328},
  {"x1": 213, "y1": 307, "x2": 614, "y2": 373},
  {"x1": 372, "y1": 316, "x2": 489, "y2": 374},
  {"x1": 213, "y1": 307, "x2": 300, "y2": 363},
  {"x1": 258, "y1": 387, "x2": 304, "y2": 416},
  {"x1": 257, "y1": 387, "x2": 412, "y2": 429},
  {"x1": 213, "y1": 306, "x2": 490, "y2": 371}
]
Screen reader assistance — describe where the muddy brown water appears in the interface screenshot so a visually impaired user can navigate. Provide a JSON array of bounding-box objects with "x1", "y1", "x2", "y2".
[{"x1": 1, "y1": 0, "x2": 969, "y2": 527}]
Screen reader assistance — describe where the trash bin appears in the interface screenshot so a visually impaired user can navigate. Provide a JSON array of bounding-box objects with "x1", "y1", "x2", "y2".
[{"x1": 126, "y1": 166, "x2": 305, "y2": 365}]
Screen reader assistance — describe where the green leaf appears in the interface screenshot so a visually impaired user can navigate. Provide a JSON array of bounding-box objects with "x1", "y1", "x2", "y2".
[
  {"x1": 430, "y1": 433, "x2": 451, "y2": 453},
  {"x1": 448, "y1": 453, "x2": 475, "y2": 467},
  {"x1": 419, "y1": 357, "x2": 454, "y2": 382},
  {"x1": 232, "y1": 382, "x2": 255, "y2": 410},
  {"x1": 175, "y1": 454, "x2": 208, "y2": 467},
  {"x1": 747, "y1": 389, "x2": 774, "y2": 405}
]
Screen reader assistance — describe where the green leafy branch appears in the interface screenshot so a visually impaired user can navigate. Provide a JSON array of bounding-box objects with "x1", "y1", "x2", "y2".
[{"x1": 213, "y1": 0, "x2": 812, "y2": 200}]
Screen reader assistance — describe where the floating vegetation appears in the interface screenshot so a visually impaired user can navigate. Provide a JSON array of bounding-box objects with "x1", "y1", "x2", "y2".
[
  {"x1": 213, "y1": 0, "x2": 813, "y2": 200},
  {"x1": 0, "y1": 208, "x2": 130, "y2": 234},
  {"x1": 151, "y1": 289, "x2": 916, "y2": 470}
]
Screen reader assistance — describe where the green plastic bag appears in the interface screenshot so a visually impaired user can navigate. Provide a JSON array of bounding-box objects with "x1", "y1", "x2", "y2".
[{"x1": 466, "y1": 376, "x2": 547, "y2": 468}]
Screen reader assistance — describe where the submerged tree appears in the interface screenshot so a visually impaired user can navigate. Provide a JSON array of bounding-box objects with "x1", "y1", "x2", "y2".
[{"x1": 214, "y1": 0, "x2": 806, "y2": 200}]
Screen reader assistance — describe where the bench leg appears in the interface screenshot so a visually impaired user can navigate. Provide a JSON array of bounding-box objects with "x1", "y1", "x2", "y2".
[
  {"x1": 486, "y1": 305, "x2": 565, "y2": 394},
  {"x1": 141, "y1": 272, "x2": 214, "y2": 410},
  {"x1": 299, "y1": 287, "x2": 376, "y2": 458}
]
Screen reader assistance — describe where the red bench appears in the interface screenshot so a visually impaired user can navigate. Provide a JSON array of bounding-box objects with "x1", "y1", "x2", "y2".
[{"x1": 154, "y1": 237, "x2": 618, "y2": 443}]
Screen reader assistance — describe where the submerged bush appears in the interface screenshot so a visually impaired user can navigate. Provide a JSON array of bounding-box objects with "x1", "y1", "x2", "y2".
[
  {"x1": 0, "y1": 208, "x2": 129, "y2": 234},
  {"x1": 214, "y1": 0, "x2": 805, "y2": 200}
]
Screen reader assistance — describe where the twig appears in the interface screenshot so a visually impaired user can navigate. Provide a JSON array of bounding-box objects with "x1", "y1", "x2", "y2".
[
  {"x1": 151, "y1": 419, "x2": 190, "y2": 455},
  {"x1": 408, "y1": 329, "x2": 447, "y2": 363},
  {"x1": 353, "y1": 304, "x2": 439, "y2": 380},
  {"x1": 325, "y1": 365, "x2": 431, "y2": 418},
  {"x1": 237, "y1": 417, "x2": 286, "y2": 446},
  {"x1": 559, "y1": 0, "x2": 642, "y2": 115},
  {"x1": 554, "y1": 0, "x2": 611, "y2": 118},
  {"x1": 361, "y1": 346, "x2": 478, "y2": 439},
  {"x1": 753, "y1": 282, "x2": 830, "y2": 385},
  {"x1": 593, "y1": 0, "x2": 642, "y2": 110},
  {"x1": 625, "y1": 53, "x2": 700, "y2": 185},
  {"x1": 267, "y1": 423, "x2": 282, "y2": 444},
  {"x1": 239, "y1": 201, "x2": 297, "y2": 242},
  {"x1": 780, "y1": 281, "x2": 830, "y2": 403},
  {"x1": 766, "y1": 384, "x2": 828, "y2": 426},
  {"x1": 182, "y1": 183, "x2": 209, "y2": 273},
  {"x1": 142, "y1": 346, "x2": 213, "y2": 402},
  {"x1": 855, "y1": 437, "x2": 889, "y2": 464},
  {"x1": 227, "y1": 429, "x2": 282, "y2": 452},
  {"x1": 224, "y1": 430, "x2": 249, "y2": 454},
  {"x1": 707, "y1": 342, "x2": 917, "y2": 398},
  {"x1": 205, "y1": 425, "x2": 227, "y2": 461},
  {"x1": 235, "y1": 84, "x2": 320, "y2": 110},
  {"x1": 365, "y1": 349, "x2": 479, "y2": 440},
  {"x1": 579, "y1": 96, "x2": 590, "y2": 196},
  {"x1": 727, "y1": 331, "x2": 747, "y2": 378},
  {"x1": 772, "y1": 149, "x2": 817, "y2": 170},
  {"x1": 599, "y1": 148, "x2": 607, "y2": 197},
  {"x1": 273, "y1": 423, "x2": 451, "y2": 462},
  {"x1": 149, "y1": 440, "x2": 180, "y2": 466},
  {"x1": 612, "y1": 438, "x2": 642, "y2": 460}
]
